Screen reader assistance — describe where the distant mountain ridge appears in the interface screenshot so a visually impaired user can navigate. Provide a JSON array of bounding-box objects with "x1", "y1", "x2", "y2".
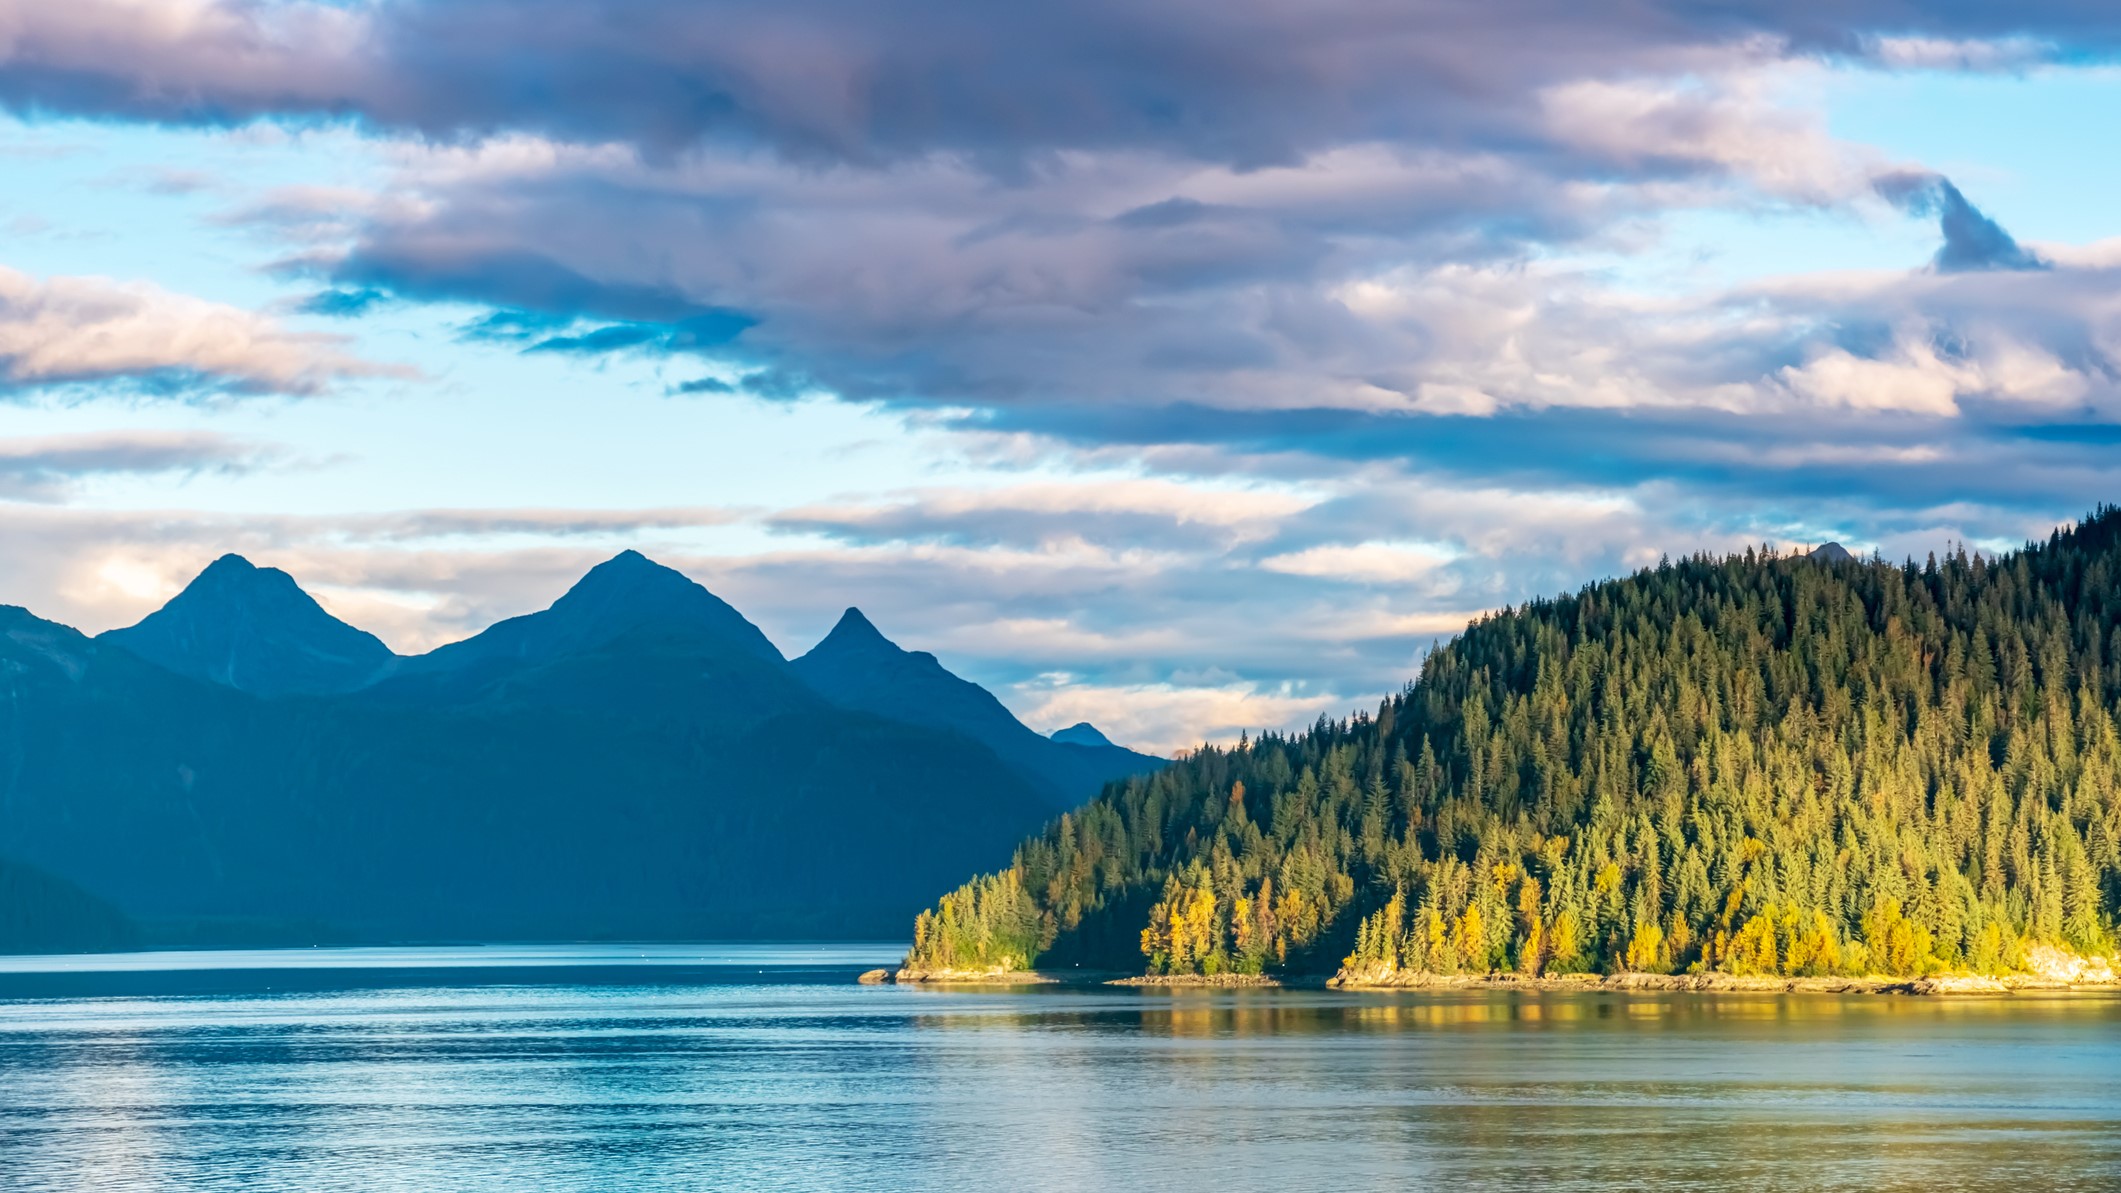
[
  {"x1": 793, "y1": 608, "x2": 1163, "y2": 808},
  {"x1": 98, "y1": 552, "x2": 1162, "y2": 801},
  {"x1": 1, "y1": 552, "x2": 1165, "y2": 949}
]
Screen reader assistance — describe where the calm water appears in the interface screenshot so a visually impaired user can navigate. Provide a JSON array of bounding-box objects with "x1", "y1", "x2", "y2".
[{"x1": 1, "y1": 945, "x2": 2117, "y2": 1191}]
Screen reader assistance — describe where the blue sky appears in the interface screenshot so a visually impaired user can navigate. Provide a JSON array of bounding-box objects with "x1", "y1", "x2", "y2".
[{"x1": 3, "y1": 5, "x2": 2121, "y2": 751}]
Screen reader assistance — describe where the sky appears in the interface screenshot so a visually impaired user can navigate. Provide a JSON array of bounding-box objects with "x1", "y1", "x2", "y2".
[{"x1": 3, "y1": 4, "x2": 2121, "y2": 753}]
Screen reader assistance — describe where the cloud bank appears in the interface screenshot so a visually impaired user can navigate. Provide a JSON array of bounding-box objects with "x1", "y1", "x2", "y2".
[{"x1": 4, "y1": 0, "x2": 2121, "y2": 745}]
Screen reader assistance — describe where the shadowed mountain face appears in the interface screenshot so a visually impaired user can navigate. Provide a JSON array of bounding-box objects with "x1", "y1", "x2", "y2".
[
  {"x1": 0, "y1": 557, "x2": 1098, "y2": 945},
  {"x1": 793, "y1": 608, "x2": 1164, "y2": 809},
  {"x1": 99, "y1": 555, "x2": 397, "y2": 697}
]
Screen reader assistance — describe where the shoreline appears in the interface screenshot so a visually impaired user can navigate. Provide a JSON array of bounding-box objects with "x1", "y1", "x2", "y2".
[
  {"x1": 1329, "y1": 969, "x2": 2118, "y2": 995},
  {"x1": 883, "y1": 966, "x2": 2121, "y2": 995}
]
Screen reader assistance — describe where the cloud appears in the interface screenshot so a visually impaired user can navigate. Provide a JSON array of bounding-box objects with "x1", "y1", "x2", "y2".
[
  {"x1": 24, "y1": 4, "x2": 2086, "y2": 477},
  {"x1": 1259, "y1": 541, "x2": 1458, "y2": 585},
  {"x1": 0, "y1": 429, "x2": 276, "y2": 499},
  {"x1": 0, "y1": 503, "x2": 746, "y2": 646},
  {"x1": 772, "y1": 479, "x2": 1317, "y2": 551},
  {"x1": 1862, "y1": 35, "x2": 2058, "y2": 72},
  {"x1": 0, "y1": 2, "x2": 2112, "y2": 164},
  {"x1": 296, "y1": 287, "x2": 390, "y2": 317},
  {"x1": 0, "y1": 266, "x2": 404, "y2": 397},
  {"x1": 1013, "y1": 679, "x2": 1346, "y2": 756}
]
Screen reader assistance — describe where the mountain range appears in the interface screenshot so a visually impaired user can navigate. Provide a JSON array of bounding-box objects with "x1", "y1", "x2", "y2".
[{"x1": 0, "y1": 552, "x2": 1161, "y2": 950}]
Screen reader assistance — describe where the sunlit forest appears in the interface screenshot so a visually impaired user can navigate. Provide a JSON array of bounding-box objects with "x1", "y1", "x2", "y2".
[{"x1": 908, "y1": 509, "x2": 2121, "y2": 979}]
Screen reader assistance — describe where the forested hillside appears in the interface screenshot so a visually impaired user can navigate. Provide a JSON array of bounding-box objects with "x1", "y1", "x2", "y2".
[{"x1": 907, "y1": 510, "x2": 2121, "y2": 980}]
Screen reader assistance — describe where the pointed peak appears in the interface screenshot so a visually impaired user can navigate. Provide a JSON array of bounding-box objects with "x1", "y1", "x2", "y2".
[
  {"x1": 189, "y1": 553, "x2": 292, "y2": 586},
  {"x1": 407, "y1": 547, "x2": 786, "y2": 670},
  {"x1": 584, "y1": 548, "x2": 675, "y2": 579},
  {"x1": 1807, "y1": 542, "x2": 1857, "y2": 564},
  {"x1": 824, "y1": 606, "x2": 894, "y2": 646},
  {"x1": 1051, "y1": 722, "x2": 1116, "y2": 748},
  {"x1": 561, "y1": 550, "x2": 711, "y2": 604},
  {"x1": 174, "y1": 554, "x2": 311, "y2": 601},
  {"x1": 102, "y1": 551, "x2": 396, "y2": 697}
]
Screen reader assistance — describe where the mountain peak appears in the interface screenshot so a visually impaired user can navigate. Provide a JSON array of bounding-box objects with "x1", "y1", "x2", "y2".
[
  {"x1": 398, "y1": 550, "x2": 785, "y2": 678},
  {"x1": 101, "y1": 555, "x2": 396, "y2": 697},
  {"x1": 819, "y1": 607, "x2": 893, "y2": 649},
  {"x1": 1808, "y1": 542, "x2": 1857, "y2": 564},
  {"x1": 190, "y1": 553, "x2": 293, "y2": 591},
  {"x1": 1050, "y1": 722, "x2": 1116, "y2": 749},
  {"x1": 574, "y1": 549, "x2": 695, "y2": 591}
]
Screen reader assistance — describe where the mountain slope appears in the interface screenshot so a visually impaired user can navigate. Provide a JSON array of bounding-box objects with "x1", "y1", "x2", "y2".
[
  {"x1": 907, "y1": 511, "x2": 2121, "y2": 980},
  {"x1": 793, "y1": 607, "x2": 1163, "y2": 808},
  {"x1": 100, "y1": 555, "x2": 396, "y2": 696}
]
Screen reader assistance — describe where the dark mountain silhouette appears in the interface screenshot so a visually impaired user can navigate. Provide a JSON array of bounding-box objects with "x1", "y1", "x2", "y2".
[
  {"x1": 1050, "y1": 722, "x2": 1115, "y2": 748},
  {"x1": 99, "y1": 554, "x2": 396, "y2": 696},
  {"x1": 1, "y1": 556, "x2": 1110, "y2": 945},
  {"x1": 1807, "y1": 542, "x2": 1857, "y2": 564},
  {"x1": 793, "y1": 607, "x2": 1163, "y2": 808}
]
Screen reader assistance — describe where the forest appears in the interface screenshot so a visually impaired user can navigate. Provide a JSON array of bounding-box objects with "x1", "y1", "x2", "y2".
[{"x1": 906, "y1": 509, "x2": 2121, "y2": 980}]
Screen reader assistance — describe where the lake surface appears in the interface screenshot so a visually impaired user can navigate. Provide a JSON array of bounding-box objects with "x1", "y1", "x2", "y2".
[{"x1": 1, "y1": 944, "x2": 2117, "y2": 1191}]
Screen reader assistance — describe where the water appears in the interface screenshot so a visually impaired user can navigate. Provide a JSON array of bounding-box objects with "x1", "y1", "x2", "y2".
[{"x1": 1, "y1": 945, "x2": 2117, "y2": 1191}]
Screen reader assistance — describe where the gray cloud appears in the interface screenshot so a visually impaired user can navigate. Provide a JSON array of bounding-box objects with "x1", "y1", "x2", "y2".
[
  {"x1": 0, "y1": 430, "x2": 277, "y2": 500},
  {"x1": 0, "y1": 2, "x2": 2115, "y2": 164}
]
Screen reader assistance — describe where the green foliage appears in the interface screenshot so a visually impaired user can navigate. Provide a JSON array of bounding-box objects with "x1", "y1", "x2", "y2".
[
  {"x1": 907, "y1": 508, "x2": 2121, "y2": 977},
  {"x1": 908, "y1": 869, "x2": 1049, "y2": 971}
]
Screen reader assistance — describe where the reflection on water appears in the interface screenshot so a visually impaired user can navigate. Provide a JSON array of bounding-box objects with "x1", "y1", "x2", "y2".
[{"x1": 1, "y1": 947, "x2": 2116, "y2": 1192}]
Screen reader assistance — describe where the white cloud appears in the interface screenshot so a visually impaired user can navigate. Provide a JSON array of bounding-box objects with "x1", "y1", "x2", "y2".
[
  {"x1": 1011, "y1": 678, "x2": 1347, "y2": 756},
  {"x1": 0, "y1": 266, "x2": 402, "y2": 395},
  {"x1": 1259, "y1": 541, "x2": 1458, "y2": 584}
]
